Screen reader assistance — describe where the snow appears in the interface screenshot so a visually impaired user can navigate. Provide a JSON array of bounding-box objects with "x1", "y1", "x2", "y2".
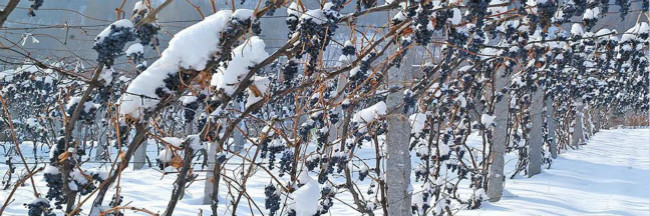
[
  {"x1": 0, "y1": 129, "x2": 648, "y2": 215},
  {"x1": 300, "y1": 9, "x2": 326, "y2": 24},
  {"x1": 133, "y1": 1, "x2": 146, "y2": 12},
  {"x1": 233, "y1": 9, "x2": 254, "y2": 21},
  {"x1": 457, "y1": 129, "x2": 650, "y2": 216},
  {"x1": 179, "y1": 95, "x2": 197, "y2": 105},
  {"x1": 0, "y1": 69, "x2": 14, "y2": 82},
  {"x1": 95, "y1": 19, "x2": 133, "y2": 44},
  {"x1": 99, "y1": 66, "x2": 115, "y2": 83},
  {"x1": 481, "y1": 114, "x2": 496, "y2": 126},
  {"x1": 293, "y1": 171, "x2": 320, "y2": 216},
  {"x1": 162, "y1": 137, "x2": 184, "y2": 147},
  {"x1": 125, "y1": 43, "x2": 144, "y2": 56},
  {"x1": 449, "y1": 8, "x2": 462, "y2": 25},
  {"x1": 26, "y1": 197, "x2": 49, "y2": 206},
  {"x1": 409, "y1": 113, "x2": 427, "y2": 135},
  {"x1": 70, "y1": 169, "x2": 89, "y2": 185},
  {"x1": 287, "y1": 2, "x2": 302, "y2": 17},
  {"x1": 352, "y1": 101, "x2": 387, "y2": 123},
  {"x1": 639, "y1": 22, "x2": 649, "y2": 35},
  {"x1": 595, "y1": 28, "x2": 611, "y2": 37},
  {"x1": 120, "y1": 10, "x2": 242, "y2": 120},
  {"x1": 43, "y1": 164, "x2": 59, "y2": 174},
  {"x1": 211, "y1": 36, "x2": 269, "y2": 95},
  {"x1": 571, "y1": 23, "x2": 584, "y2": 36},
  {"x1": 66, "y1": 96, "x2": 98, "y2": 113},
  {"x1": 158, "y1": 148, "x2": 173, "y2": 163},
  {"x1": 583, "y1": 8, "x2": 599, "y2": 20}
]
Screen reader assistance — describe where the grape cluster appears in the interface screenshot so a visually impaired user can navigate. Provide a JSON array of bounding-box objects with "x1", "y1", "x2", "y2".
[
  {"x1": 183, "y1": 94, "x2": 205, "y2": 123},
  {"x1": 28, "y1": 0, "x2": 44, "y2": 17},
  {"x1": 264, "y1": 184, "x2": 281, "y2": 216},
  {"x1": 616, "y1": 0, "x2": 630, "y2": 19},
  {"x1": 358, "y1": 168, "x2": 369, "y2": 181},
  {"x1": 132, "y1": 6, "x2": 160, "y2": 46},
  {"x1": 341, "y1": 42, "x2": 355, "y2": 56},
  {"x1": 25, "y1": 199, "x2": 56, "y2": 216},
  {"x1": 109, "y1": 195, "x2": 123, "y2": 206},
  {"x1": 348, "y1": 52, "x2": 376, "y2": 92},
  {"x1": 392, "y1": 37, "x2": 412, "y2": 67},
  {"x1": 305, "y1": 155, "x2": 320, "y2": 171},
  {"x1": 66, "y1": 100, "x2": 98, "y2": 123},
  {"x1": 278, "y1": 149, "x2": 293, "y2": 177},
  {"x1": 127, "y1": 50, "x2": 145, "y2": 65},
  {"x1": 318, "y1": 185, "x2": 335, "y2": 214},
  {"x1": 155, "y1": 72, "x2": 192, "y2": 99},
  {"x1": 137, "y1": 23, "x2": 160, "y2": 46},
  {"x1": 538, "y1": 0, "x2": 558, "y2": 29},
  {"x1": 260, "y1": 137, "x2": 285, "y2": 170},
  {"x1": 282, "y1": 60, "x2": 298, "y2": 87},
  {"x1": 264, "y1": 0, "x2": 283, "y2": 16},
  {"x1": 93, "y1": 23, "x2": 136, "y2": 66},
  {"x1": 409, "y1": 3, "x2": 435, "y2": 45},
  {"x1": 295, "y1": 6, "x2": 340, "y2": 73},
  {"x1": 43, "y1": 172, "x2": 65, "y2": 209},
  {"x1": 318, "y1": 153, "x2": 347, "y2": 184},
  {"x1": 356, "y1": 0, "x2": 377, "y2": 11}
]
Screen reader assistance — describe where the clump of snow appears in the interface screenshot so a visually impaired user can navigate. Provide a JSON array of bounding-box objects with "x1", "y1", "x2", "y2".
[
  {"x1": 133, "y1": 1, "x2": 146, "y2": 12},
  {"x1": 300, "y1": 9, "x2": 326, "y2": 25},
  {"x1": 162, "y1": 137, "x2": 184, "y2": 147},
  {"x1": 481, "y1": 114, "x2": 497, "y2": 126},
  {"x1": 287, "y1": 2, "x2": 302, "y2": 17},
  {"x1": 186, "y1": 134, "x2": 204, "y2": 150},
  {"x1": 211, "y1": 36, "x2": 269, "y2": 95},
  {"x1": 232, "y1": 8, "x2": 254, "y2": 21},
  {"x1": 120, "y1": 10, "x2": 252, "y2": 120},
  {"x1": 571, "y1": 23, "x2": 584, "y2": 36},
  {"x1": 70, "y1": 169, "x2": 89, "y2": 185},
  {"x1": 158, "y1": 148, "x2": 173, "y2": 163},
  {"x1": 352, "y1": 101, "x2": 387, "y2": 123},
  {"x1": 43, "y1": 164, "x2": 60, "y2": 174},
  {"x1": 410, "y1": 113, "x2": 427, "y2": 135},
  {"x1": 179, "y1": 95, "x2": 197, "y2": 105},
  {"x1": 449, "y1": 8, "x2": 462, "y2": 25},
  {"x1": 294, "y1": 171, "x2": 320, "y2": 216},
  {"x1": 352, "y1": 101, "x2": 387, "y2": 133},
  {"x1": 583, "y1": 8, "x2": 599, "y2": 20},
  {"x1": 99, "y1": 66, "x2": 115, "y2": 83},
  {"x1": 26, "y1": 197, "x2": 50, "y2": 205},
  {"x1": 66, "y1": 96, "x2": 99, "y2": 113},
  {"x1": 125, "y1": 43, "x2": 144, "y2": 56}
]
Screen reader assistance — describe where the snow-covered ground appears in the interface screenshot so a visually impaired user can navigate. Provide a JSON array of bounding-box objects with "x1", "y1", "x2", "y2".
[
  {"x1": 1, "y1": 129, "x2": 648, "y2": 215},
  {"x1": 458, "y1": 129, "x2": 650, "y2": 216}
]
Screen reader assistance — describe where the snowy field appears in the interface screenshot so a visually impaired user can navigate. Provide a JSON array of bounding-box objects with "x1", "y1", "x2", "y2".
[
  {"x1": 1, "y1": 129, "x2": 648, "y2": 215},
  {"x1": 458, "y1": 129, "x2": 650, "y2": 216}
]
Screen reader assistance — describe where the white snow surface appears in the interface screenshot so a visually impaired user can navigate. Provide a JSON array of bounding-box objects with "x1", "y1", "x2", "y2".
[
  {"x1": 0, "y1": 129, "x2": 647, "y2": 215},
  {"x1": 458, "y1": 129, "x2": 650, "y2": 216}
]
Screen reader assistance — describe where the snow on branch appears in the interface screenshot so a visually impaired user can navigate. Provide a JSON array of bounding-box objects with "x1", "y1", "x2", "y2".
[{"x1": 119, "y1": 9, "x2": 256, "y2": 120}]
